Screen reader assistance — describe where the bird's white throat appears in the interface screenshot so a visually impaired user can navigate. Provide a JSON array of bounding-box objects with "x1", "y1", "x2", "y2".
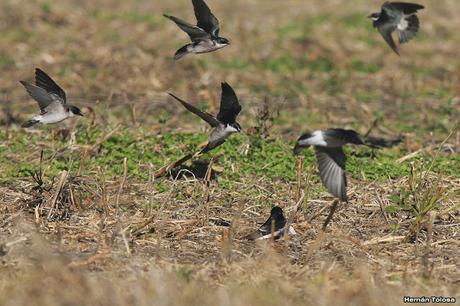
[
  {"x1": 300, "y1": 130, "x2": 327, "y2": 146},
  {"x1": 224, "y1": 124, "x2": 239, "y2": 133}
]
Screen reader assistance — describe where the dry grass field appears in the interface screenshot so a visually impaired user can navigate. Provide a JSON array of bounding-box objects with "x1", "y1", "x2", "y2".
[{"x1": 0, "y1": 0, "x2": 459, "y2": 305}]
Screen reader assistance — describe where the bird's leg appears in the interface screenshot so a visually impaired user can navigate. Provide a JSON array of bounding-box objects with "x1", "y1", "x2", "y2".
[{"x1": 322, "y1": 199, "x2": 340, "y2": 231}]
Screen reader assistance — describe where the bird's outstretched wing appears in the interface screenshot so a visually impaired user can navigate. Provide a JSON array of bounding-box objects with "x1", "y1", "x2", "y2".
[
  {"x1": 192, "y1": 0, "x2": 220, "y2": 36},
  {"x1": 314, "y1": 146, "x2": 348, "y2": 201},
  {"x1": 324, "y1": 129, "x2": 364, "y2": 145},
  {"x1": 216, "y1": 82, "x2": 241, "y2": 125},
  {"x1": 377, "y1": 21, "x2": 399, "y2": 55},
  {"x1": 20, "y1": 81, "x2": 54, "y2": 112},
  {"x1": 163, "y1": 14, "x2": 210, "y2": 41},
  {"x1": 388, "y1": 2, "x2": 424, "y2": 14},
  {"x1": 35, "y1": 68, "x2": 67, "y2": 103},
  {"x1": 168, "y1": 92, "x2": 220, "y2": 127}
]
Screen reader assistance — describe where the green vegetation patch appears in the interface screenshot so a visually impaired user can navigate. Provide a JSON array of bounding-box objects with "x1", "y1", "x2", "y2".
[{"x1": 1, "y1": 126, "x2": 458, "y2": 189}]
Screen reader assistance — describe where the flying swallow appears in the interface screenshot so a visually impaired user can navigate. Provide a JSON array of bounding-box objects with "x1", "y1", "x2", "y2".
[
  {"x1": 20, "y1": 68, "x2": 83, "y2": 128},
  {"x1": 369, "y1": 2, "x2": 424, "y2": 55},
  {"x1": 168, "y1": 82, "x2": 242, "y2": 154},
  {"x1": 293, "y1": 129, "x2": 366, "y2": 201},
  {"x1": 164, "y1": 0, "x2": 230, "y2": 60}
]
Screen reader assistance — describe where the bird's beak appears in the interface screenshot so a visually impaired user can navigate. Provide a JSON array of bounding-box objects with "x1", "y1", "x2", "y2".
[
  {"x1": 367, "y1": 14, "x2": 372, "y2": 19},
  {"x1": 293, "y1": 143, "x2": 310, "y2": 155},
  {"x1": 293, "y1": 144, "x2": 302, "y2": 155}
]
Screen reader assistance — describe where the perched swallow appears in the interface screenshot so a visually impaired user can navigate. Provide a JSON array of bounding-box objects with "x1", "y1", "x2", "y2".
[
  {"x1": 20, "y1": 68, "x2": 83, "y2": 128},
  {"x1": 163, "y1": 0, "x2": 230, "y2": 60},
  {"x1": 168, "y1": 82, "x2": 242, "y2": 153},
  {"x1": 369, "y1": 2, "x2": 424, "y2": 55},
  {"x1": 245, "y1": 207, "x2": 296, "y2": 241},
  {"x1": 294, "y1": 129, "x2": 366, "y2": 201}
]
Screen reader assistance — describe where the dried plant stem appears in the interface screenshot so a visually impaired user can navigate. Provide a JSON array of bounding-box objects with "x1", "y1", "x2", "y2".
[
  {"x1": 364, "y1": 119, "x2": 378, "y2": 137},
  {"x1": 148, "y1": 163, "x2": 154, "y2": 215},
  {"x1": 285, "y1": 190, "x2": 304, "y2": 243},
  {"x1": 296, "y1": 156, "x2": 303, "y2": 203},
  {"x1": 77, "y1": 148, "x2": 89, "y2": 176},
  {"x1": 97, "y1": 167, "x2": 108, "y2": 213},
  {"x1": 203, "y1": 156, "x2": 215, "y2": 224},
  {"x1": 203, "y1": 152, "x2": 224, "y2": 224},
  {"x1": 121, "y1": 227, "x2": 131, "y2": 256},
  {"x1": 308, "y1": 204, "x2": 329, "y2": 222},
  {"x1": 115, "y1": 157, "x2": 128, "y2": 215},
  {"x1": 46, "y1": 170, "x2": 69, "y2": 220},
  {"x1": 221, "y1": 228, "x2": 232, "y2": 263},
  {"x1": 421, "y1": 121, "x2": 459, "y2": 183},
  {"x1": 423, "y1": 211, "x2": 436, "y2": 278}
]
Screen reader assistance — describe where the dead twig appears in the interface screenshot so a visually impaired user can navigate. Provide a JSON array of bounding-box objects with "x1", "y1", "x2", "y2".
[
  {"x1": 76, "y1": 148, "x2": 89, "y2": 177},
  {"x1": 363, "y1": 235, "x2": 405, "y2": 246},
  {"x1": 115, "y1": 157, "x2": 128, "y2": 214},
  {"x1": 46, "y1": 170, "x2": 69, "y2": 220},
  {"x1": 423, "y1": 211, "x2": 436, "y2": 278}
]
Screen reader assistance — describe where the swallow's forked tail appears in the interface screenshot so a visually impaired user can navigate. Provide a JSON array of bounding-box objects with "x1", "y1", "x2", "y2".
[
  {"x1": 399, "y1": 14, "x2": 420, "y2": 43},
  {"x1": 174, "y1": 45, "x2": 191, "y2": 60}
]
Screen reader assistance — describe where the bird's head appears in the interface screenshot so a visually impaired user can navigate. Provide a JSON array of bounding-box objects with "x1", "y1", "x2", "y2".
[
  {"x1": 367, "y1": 12, "x2": 380, "y2": 21},
  {"x1": 230, "y1": 122, "x2": 242, "y2": 133},
  {"x1": 293, "y1": 133, "x2": 312, "y2": 155},
  {"x1": 69, "y1": 106, "x2": 84, "y2": 117},
  {"x1": 216, "y1": 37, "x2": 230, "y2": 46},
  {"x1": 270, "y1": 207, "x2": 284, "y2": 220}
]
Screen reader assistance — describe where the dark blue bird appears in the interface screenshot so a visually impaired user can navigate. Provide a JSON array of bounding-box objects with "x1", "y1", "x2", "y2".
[
  {"x1": 164, "y1": 0, "x2": 230, "y2": 60},
  {"x1": 369, "y1": 2, "x2": 424, "y2": 55}
]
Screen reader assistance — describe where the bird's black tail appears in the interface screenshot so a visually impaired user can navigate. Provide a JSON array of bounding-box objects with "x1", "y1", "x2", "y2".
[
  {"x1": 21, "y1": 119, "x2": 39, "y2": 128},
  {"x1": 399, "y1": 15, "x2": 420, "y2": 43},
  {"x1": 174, "y1": 45, "x2": 190, "y2": 60}
]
